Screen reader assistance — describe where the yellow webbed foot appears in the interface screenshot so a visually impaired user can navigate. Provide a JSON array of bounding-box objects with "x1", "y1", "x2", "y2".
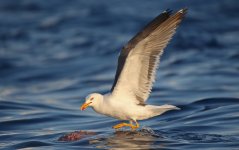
[
  {"x1": 113, "y1": 121, "x2": 140, "y2": 130},
  {"x1": 130, "y1": 125, "x2": 138, "y2": 131},
  {"x1": 113, "y1": 123, "x2": 130, "y2": 129}
]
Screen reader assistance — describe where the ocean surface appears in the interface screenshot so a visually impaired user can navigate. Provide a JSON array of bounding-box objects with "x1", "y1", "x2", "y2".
[{"x1": 0, "y1": 0, "x2": 239, "y2": 149}]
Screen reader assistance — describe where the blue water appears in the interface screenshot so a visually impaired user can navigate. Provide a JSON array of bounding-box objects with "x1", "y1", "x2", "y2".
[{"x1": 0, "y1": 0, "x2": 239, "y2": 149}]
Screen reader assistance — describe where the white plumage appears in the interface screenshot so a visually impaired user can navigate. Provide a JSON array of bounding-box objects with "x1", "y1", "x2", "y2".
[{"x1": 81, "y1": 9, "x2": 187, "y2": 130}]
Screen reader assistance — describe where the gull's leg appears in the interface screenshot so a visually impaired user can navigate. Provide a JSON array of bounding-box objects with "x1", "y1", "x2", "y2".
[
  {"x1": 129, "y1": 120, "x2": 133, "y2": 125},
  {"x1": 130, "y1": 120, "x2": 140, "y2": 131}
]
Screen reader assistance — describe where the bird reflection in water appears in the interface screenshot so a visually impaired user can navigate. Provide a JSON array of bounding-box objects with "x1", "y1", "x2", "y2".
[{"x1": 89, "y1": 128, "x2": 165, "y2": 149}]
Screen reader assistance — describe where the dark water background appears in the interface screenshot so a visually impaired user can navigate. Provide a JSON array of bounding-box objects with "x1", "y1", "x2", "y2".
[{"x1": 0, "y1": 0, "x2": 239, "y2": 149}]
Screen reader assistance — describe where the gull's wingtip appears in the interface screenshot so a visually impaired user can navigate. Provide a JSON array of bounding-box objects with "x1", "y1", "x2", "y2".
[
  {"x1": 179, "y1": 8, "x2": 188, "y2": 14},
  {"x1": 163, "y1": 8, "x2": 173, "y2": 14},
  {"x1": 163, "y1": 8, "x2": 188, "y2": 15}
]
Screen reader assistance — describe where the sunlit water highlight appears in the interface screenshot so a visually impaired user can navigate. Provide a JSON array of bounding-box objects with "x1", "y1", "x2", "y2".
[{"x1": 0, "y1": 0, "x2": 239, "y2": 149}]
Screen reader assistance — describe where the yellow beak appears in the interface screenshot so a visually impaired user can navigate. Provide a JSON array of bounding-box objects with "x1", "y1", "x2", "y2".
[{"x1": 80, "y1": 102, "x2": 92, "y2": 111}]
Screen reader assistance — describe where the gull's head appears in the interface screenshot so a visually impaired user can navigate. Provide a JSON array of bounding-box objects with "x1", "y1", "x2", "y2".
[{"x1": 80, "y1": 93, "x2": 103, "y2": 111}]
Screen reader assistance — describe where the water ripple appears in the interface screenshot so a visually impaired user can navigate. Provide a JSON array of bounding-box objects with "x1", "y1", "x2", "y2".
[{"x1": 0, "y1": 0, "x2": 239, "y2": 149}]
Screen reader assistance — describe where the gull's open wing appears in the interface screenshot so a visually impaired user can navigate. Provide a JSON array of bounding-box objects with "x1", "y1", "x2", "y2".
[{"x1": 111, "y1": 9, "x2": 187, "y2": 105}]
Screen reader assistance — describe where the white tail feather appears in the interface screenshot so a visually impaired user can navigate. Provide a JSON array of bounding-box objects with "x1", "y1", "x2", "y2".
[
  {"x1": 147, "y1": 104, "x2": 180, "y2": 118},
  {"x1": 159, "y1": 104, "x2": 180, "y2": 110}
]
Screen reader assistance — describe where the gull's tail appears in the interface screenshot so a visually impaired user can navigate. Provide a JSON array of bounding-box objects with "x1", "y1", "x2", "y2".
[{"x1": 147, "y1": 104, "x2": 180, "y2": 118}]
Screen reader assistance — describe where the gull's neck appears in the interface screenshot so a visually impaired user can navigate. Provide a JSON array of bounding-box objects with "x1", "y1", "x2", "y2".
[{"x1": 91, "y1": 93, "x2": 110, "y2": 115}]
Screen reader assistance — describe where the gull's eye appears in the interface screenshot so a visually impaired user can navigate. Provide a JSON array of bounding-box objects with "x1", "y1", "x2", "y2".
[{"x1": 90, "y1": 97, "x2": 94, "y2": 101}]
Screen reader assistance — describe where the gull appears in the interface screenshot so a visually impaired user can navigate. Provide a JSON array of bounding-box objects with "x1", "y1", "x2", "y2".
[{"x1": 81, "y1": 9, "x2": 187, "y2": 130}]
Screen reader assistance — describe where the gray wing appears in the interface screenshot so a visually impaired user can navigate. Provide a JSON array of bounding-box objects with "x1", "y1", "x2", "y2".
[
  {"x1": 111, "y1": 9, "x2": 187, "y2": 105},
  {"x1": 111, "y1": 9, "x2": 172, "y2": 91}
]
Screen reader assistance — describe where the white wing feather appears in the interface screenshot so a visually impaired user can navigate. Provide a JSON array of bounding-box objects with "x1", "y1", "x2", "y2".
[{"x1": 111, "y1": 9, "x2": 187, "y2": 105}]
